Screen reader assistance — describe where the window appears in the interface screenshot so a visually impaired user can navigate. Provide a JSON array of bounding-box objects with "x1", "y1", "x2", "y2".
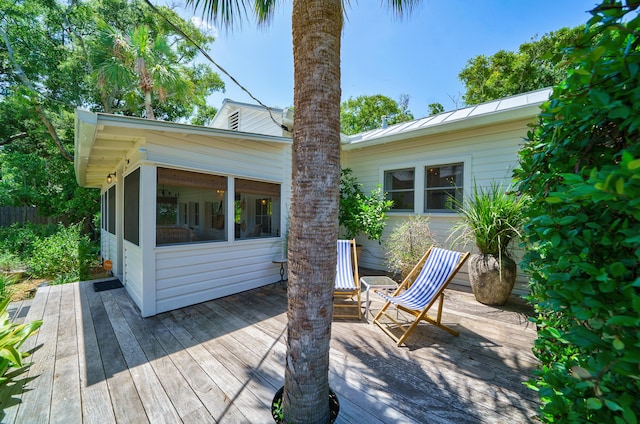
[
  {"x1": 384, "y1": 168, "x2": 414, "y2": 211},
  {"x1": 124, "y1": 168, "x2": 140, "y2": 245},
  {"x1": 235, "y1": 178, "x2": 281, "y2": 240},
  {"x1": 156, "y1": 168, "x2": 227, "y2": 245},
  {"x1": 101, "y1": 192, "x2": 106, "y2": 230},
  {"x1": 424, "y1": 163, "x2": 463, "y2": 212},
  {"x1": 107, "y1": 186, "x2": 116, "y2": 234}
]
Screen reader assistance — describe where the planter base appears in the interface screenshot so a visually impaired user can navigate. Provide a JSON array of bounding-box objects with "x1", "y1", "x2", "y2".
[
  {"x1": 271, "y1": 386, "x2": 339, "y2": 423},
  {"x1": 468, "y1": 254, "x2": 516, "y2": 306}
]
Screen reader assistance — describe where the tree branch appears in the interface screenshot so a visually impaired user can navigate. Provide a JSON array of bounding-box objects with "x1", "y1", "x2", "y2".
[
  {"x1": 0, "y1": 132, "x2": 28, "y2": 146},
  {"x1": 0, "y1": 25, "x2": 74, "y2": 161}
]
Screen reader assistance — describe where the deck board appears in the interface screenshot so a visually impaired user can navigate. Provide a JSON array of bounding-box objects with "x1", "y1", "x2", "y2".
[
  {"x1": 84, "y1": 281, "x2": 147, "y2": 424},
  {"x1": 50, "y1": 284, "x2": 82, "y2": 423},
  {"x1": 4, "y1": 280, "x2": 540, "y2": 423},
  {"x1": 76, "y1": 282, "x2": 116, "y2": 424},
  {"x1": 14, "y1": 284, "x2": 61, "y2": 424}
]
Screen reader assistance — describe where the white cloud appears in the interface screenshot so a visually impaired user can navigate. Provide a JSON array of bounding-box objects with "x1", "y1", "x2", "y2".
[{"x1": 190, "y1": 16, "x2": 219, "y2": 39}]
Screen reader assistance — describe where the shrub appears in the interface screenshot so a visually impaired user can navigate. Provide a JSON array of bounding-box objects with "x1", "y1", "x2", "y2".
[
  {"x1": 0, "y1": 253, "x2": 24, "y2": 273},
  {"x1": 515, "y1": 2, "x2": 640, "y2": 422},
  {"x1": 339, "y1": 168, "x2": 393, "y2": 242},
  {"x1": 0, "y1": 274, "x2": 16, "y2": 300},
  {"x1": 385, "y1": 215, "x2": 438, "y2": 279},
  {"x1": 0, "y1": 223, "x2": 58, "y2": 260},
  {"x1": 450, "y1": 182, "x2": 527, "y2": 258},
  {"x1": 28, "y1": 223, "x2": 96, "y2": 281}
]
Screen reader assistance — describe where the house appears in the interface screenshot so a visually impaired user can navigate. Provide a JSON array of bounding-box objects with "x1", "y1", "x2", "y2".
[
  {"x1": 74, "y1": 88, "x2": 550, "y2": 316},
  {"x1": 74, "y1": 107, "x2": 292, "y2": 317},
  {"x1": 340, "y1": 88, "x2": 551, "y2": 293}
]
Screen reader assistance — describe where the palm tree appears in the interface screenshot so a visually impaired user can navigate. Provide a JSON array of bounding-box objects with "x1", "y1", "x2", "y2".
[
  {"x1": 92, "y1": 22, "x2": 192, "y2": 119},
  {"x1": 187, "y1": 1, "x2": 418, "y2": 422}
]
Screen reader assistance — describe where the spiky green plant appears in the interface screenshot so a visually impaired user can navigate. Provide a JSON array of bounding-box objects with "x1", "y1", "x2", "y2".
[{"x1": 452, "y1": 182, "x2": 527, "y2": 258}]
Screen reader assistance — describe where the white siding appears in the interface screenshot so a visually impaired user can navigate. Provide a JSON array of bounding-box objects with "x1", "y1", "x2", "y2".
[
  {"x1": 154, "y1": 239, "x2": 283, "y2": 313},
  {"x1": 237, "y1": 108, "x2": 283, "y2": 136},
  {"x1": 101, "y1": 230, "x2": 118, "y2": 271},
  {"x1": 139, "y1": 131, "x2": 290, "y2": 315},
  {"x1": 145, "y1": 133, "x2": 287, "y2": 182},
  {"x1": 210, "y1": 103, "x2": 284, "y2": 136},
  {"x1": 123, "y1": 241, "x2": 143, "y2": 310},
  {"x1": 343, "y1": 119, "x2": 531, "y2": 295}
]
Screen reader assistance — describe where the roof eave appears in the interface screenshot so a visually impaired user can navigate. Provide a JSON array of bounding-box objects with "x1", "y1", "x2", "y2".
[
  {"x1": 74, "y1": 110, "x2": 292, "y2": 189},
  {"x1": 74, "y1": 109, "x2": 98, "y2": 187},
  {"x1": 93, "y1": 112, "x2": 292, "y2": 144}
]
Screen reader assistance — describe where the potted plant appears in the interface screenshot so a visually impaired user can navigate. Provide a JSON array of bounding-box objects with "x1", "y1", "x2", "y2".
[
  {"x1": 271, "y1": 385, "x2": 339, "y2": 423},
  {"x1": 451, "y1": 182, "x2": 527, "y2": 305},
  {"x1": 339, "y1": 168, "x2": 393, "y2": 244}
]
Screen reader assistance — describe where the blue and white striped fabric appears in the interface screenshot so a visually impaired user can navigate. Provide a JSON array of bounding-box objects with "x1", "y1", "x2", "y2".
[
  {"x1": 335, "y1": 240, "x2": 356, "y2": 290},
  {"x1": 377, "y1": 247, "x2": 462, "y2": 310}
]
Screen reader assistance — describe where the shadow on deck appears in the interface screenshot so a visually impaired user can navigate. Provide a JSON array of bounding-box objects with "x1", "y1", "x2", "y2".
[{"x1": 2, "y1": 273, "x2": 539, "y2": 423}]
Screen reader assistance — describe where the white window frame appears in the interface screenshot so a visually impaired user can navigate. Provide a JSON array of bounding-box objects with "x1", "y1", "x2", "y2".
[
  {"x1": 383, "y1": 167, "x2": 416, "y2": 212},
  {"x1": 380, "y1": 155, "x2": 471, "y2": 215},
  {"x1": 424, "y1": 162, "x2": 465, "y2": 213}
]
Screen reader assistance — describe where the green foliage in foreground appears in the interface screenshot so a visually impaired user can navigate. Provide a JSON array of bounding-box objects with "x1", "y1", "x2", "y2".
[
  {"x1": 0, "y1": 297, "x2": 41, "y2": 386},
  {"x1": 515, "y1": 2, "x2": 640, "y2": 422}
]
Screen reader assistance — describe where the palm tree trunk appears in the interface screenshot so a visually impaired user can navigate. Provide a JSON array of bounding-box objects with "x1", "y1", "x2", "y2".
[
  {"x1": 144, "y1": 89, "x2": 155, "y2": 120},
  {"x1": 284, "y1": 1, "x2": 343, "y2": 423}
]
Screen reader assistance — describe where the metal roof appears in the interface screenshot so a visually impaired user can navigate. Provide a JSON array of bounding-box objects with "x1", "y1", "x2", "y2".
[{"x1": 342, "y1": 87, "x2": 551, "y2": 150}]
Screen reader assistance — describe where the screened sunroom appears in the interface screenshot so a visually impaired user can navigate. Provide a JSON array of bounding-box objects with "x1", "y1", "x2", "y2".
[{"x1": 75, "y1": 110, "x2": 291, "y2": 316}]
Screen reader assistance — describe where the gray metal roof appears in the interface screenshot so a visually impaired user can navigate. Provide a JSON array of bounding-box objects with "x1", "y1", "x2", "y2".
[{"x1": 342, "y1": 87, "x2": 551, "y2": 149}]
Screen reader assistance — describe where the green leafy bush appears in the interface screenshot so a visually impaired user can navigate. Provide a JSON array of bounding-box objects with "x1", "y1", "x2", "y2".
[
  {"x1": 0, "y1": 253, "x2": 23, "y2": 273},
  {"x1": 0, "y1": 223, "x2": 58, "y2": 259},
  {"x1": 28, "y1": 223, "x2": 96, "y2": 281},
  {"x1": 515, "y1": 2, "x2": 640, "y2": 422},
  {"x1": 0, "y1": 274, "x2": 16, "y2": 300},
  {"x1": 339, "y1": 168, "x2": 393, "y2": 242}
]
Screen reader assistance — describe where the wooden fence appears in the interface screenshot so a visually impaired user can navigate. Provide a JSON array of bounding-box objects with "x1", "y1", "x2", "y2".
[{"x1": 0, "y1": 207, "x2": 60, "y2": 227}]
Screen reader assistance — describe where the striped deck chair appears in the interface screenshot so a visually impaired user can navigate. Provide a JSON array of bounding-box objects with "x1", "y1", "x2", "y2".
[
  {"x1": 373, "y1": 247, "x2": 469, "y2": 346},
  {"x1": 334, "y1": 239, "x2": 361, "y2": 319}
]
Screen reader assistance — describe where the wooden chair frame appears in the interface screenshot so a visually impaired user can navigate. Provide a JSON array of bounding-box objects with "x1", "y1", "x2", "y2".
[
  {"x1": 373, "y1": 247, "x2": 469, "y2": 346},
  {"x1": 333, "y1": 239, "x2": 361, "y2": 319}
]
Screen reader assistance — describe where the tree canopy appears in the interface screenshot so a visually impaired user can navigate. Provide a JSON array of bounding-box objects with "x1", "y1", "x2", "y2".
[
  {"x1": 459, "y1": 26, "x2": 584, "y2": 105},
  {"x1": 0, "y1": 0, "x2": 224, "y2": 223},
  {"x1": 340, "y1": 93, "x2": 414, "y2": 135}
]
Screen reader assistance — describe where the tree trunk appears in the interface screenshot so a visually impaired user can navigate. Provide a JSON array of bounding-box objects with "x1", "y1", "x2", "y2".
[
  {"x1": 144, "y1": 89, "x2": 155, "y2": 120},
  {"x1": 283, "y1": 1, "x2": 342, "y2": 423}
]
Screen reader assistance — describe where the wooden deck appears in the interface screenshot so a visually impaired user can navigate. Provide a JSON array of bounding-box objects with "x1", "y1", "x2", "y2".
[{"x1": 1, "y1": 277, "x2": 540, "y2": 423}]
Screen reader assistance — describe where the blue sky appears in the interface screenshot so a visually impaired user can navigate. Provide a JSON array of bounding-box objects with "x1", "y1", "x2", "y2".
[{"x1": 178, "y1": 0, "x2": 599, "y2": 118}]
